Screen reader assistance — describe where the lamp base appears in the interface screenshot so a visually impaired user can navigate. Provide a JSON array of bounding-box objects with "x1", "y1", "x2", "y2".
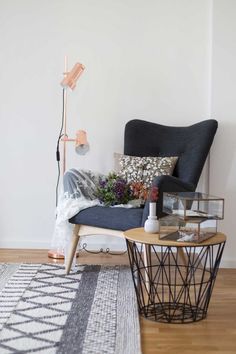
[{"x1": 48, "y1": 250, "x2": 79, "y2": 259}]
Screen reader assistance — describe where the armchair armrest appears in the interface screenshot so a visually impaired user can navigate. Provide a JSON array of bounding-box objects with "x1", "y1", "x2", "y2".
[{"x1": 141, "y1": 175, "x2": 195, "y2": 225}]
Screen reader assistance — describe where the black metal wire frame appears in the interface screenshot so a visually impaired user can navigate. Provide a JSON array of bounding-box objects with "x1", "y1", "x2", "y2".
[
  {"x1": 79, "y1": 242, "x2": 127, "y2": 256},
  {"x1": 126, "y1": 240, "x2": 225, "y2": 323}
]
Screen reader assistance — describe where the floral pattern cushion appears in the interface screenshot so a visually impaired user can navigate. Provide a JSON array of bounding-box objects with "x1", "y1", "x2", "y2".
[{"x1": 114, "y1": 153, "x2": 178, "y2": 188}]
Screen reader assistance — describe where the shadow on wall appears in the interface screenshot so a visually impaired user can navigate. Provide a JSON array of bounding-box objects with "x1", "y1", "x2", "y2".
[
  {"x1": 210, "y1": 121, "x2": 236, "y2": 260},
  {"x1": 210, "y1": 121, "x2": 236, "y2": 190}
]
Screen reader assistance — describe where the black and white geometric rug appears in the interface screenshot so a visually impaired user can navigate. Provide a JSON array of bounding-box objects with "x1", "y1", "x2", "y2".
[{"x1": 0, "y1": 263, "x2": 141, "y2": 353}]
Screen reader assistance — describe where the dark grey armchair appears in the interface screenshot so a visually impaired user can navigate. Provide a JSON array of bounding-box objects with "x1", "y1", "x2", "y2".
[{"x1": 66, "y1": 119, "x2": 218, "y2": 273}]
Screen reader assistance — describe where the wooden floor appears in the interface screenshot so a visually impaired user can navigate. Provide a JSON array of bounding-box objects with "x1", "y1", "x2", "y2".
[{"x1": 0, "y1": 249, "x2": 236, "y2": 354}]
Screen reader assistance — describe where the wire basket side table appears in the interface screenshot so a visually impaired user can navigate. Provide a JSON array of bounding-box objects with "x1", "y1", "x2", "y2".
[{"x1": 124, "y1": 228, "x2": 226, "y2": 324}]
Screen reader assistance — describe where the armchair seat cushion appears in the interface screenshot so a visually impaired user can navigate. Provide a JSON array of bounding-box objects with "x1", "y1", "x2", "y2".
[{"x1": 69, "y1": 206, "x2": 143, "y2": 231}]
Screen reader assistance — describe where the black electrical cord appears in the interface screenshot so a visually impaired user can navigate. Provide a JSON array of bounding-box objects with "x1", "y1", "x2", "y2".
[{"x1": 55, "y1": 88, "x2": 66, "y2": 207}]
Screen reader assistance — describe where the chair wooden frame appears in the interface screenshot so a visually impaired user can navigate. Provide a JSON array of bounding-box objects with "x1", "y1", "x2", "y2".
[{"x1": 65, "y1": 225, "x2": 125, "y2": 274}]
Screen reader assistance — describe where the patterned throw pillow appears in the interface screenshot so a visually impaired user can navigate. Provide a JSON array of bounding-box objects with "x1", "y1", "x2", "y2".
[{"x1": 114, "y1": 153, "x2": 178, "y2": 188}]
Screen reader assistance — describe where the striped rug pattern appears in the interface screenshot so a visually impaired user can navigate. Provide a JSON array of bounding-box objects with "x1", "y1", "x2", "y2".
[{"x1": 0, "y1": 264, "x2": 141, "y2": 353}]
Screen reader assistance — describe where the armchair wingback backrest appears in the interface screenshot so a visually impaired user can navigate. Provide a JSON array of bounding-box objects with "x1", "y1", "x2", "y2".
[{"x1": 124, "y1": 119, "x2": 218, "y2": 190}]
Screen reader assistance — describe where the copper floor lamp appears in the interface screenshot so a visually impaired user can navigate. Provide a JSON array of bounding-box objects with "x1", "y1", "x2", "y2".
[{"x1": 48, "y1": 57, "x2": 89, "y2": 259}]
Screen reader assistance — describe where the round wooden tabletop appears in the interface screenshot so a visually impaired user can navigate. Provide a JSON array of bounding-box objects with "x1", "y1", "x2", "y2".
[{"x1": 124, "y1": 227, "x2": 226, "y2": 247}]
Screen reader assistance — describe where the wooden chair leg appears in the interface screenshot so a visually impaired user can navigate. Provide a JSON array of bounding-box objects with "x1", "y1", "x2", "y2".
[
  {"x1": 143, "y1": 244, "x2": 151, "y2": 293},
  {"x1": 65, "y1": 224, "x2": 80, "y2": 275},
  {"x1": 178, "y1": 248, "x2": 187, "y2": 267}
]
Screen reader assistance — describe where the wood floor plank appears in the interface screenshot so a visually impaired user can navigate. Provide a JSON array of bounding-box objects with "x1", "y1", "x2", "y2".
[{"x1": 0, "y1": 249, "x2": 236, "y2": 354}]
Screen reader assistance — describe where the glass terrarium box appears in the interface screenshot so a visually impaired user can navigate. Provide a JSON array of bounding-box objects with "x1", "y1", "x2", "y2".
[
  {"x1": 163, "y1": 192, "x2": 224, "y2": 221},
  {"x1": 159, "y1": 215, "x2": 218, "y2": 243}
]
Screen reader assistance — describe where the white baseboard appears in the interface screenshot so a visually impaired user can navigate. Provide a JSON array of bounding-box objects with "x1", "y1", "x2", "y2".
[
  {"x1": 0, "y1": 235, "x2": 126, "y2": 251},
  {"x1": 0, "y1": 238, "x2": 235, "y2": 268},
  {"x1": 0, "y1": 240, "x2": 51, "y2": 249},
  {"x1": 220, "y1": 259, "x2": 236, "y2": 268}
]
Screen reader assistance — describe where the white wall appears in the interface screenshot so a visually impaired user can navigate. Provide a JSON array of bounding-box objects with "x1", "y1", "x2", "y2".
[{"x1": 0, "y1": 0, "x2": 234, "y2": 267}]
